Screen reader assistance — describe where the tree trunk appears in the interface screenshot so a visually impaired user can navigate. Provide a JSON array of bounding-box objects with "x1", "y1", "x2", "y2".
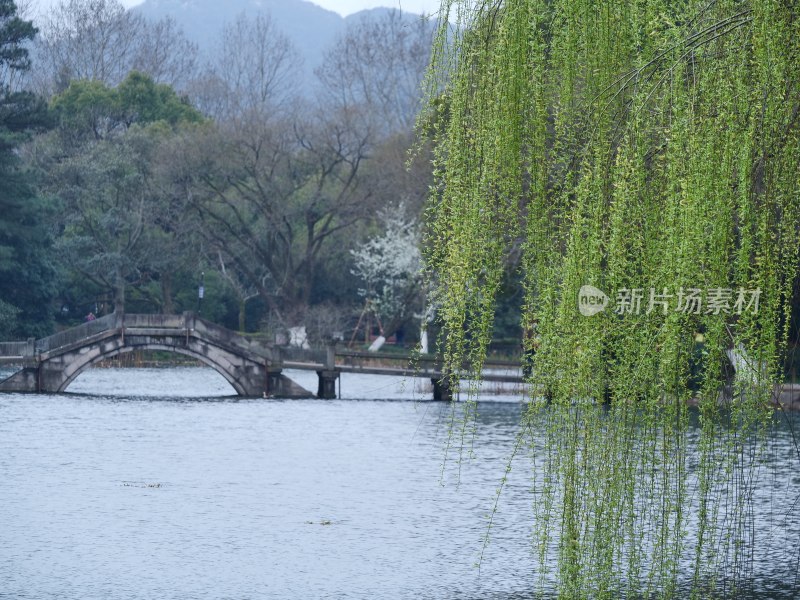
[
  {"x1": 161, "y1": 273, "x2": 174, "y2": 314},
  {"x1": 114, "y1": 271, "x2": 126, "y2": 314}
]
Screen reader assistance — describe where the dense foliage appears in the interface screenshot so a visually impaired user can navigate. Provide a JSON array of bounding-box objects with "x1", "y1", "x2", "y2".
[
  {"x1": 0, "y1": 0, "x2": 436, "y2": 344},
  {"x1": 0, "y1": 0, "x2": 55, "y2": 339},
  {"x1": 423, "y1": 0, "x2": 799, "y2": 596}
]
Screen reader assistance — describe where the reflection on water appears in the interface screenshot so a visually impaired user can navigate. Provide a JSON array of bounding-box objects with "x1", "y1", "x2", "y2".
[{"x1": 0, "y1": 367, "x2": 797, "y2": 599}]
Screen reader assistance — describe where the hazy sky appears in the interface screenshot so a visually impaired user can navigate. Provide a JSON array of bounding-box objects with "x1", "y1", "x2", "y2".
[
  {"x1": 31, "y1": 0, "x2": 442, "y2": 18},
  {"x1": 309, "y1": 0, "x2": 440, "y2": 16}
]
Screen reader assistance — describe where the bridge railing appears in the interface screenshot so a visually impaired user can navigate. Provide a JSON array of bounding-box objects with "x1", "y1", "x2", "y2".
[
  {"x1": 4, "y1": 311, "x2": 281, "y2": 362},
  {"x1": 0, "y1": 340, "x2": 32, "y2": 358},
  {"x1": 123, "y1": 313, "x2": 187, "y2": 329},
  {"x1": 280, "y1": 347, "x2": 327, "y2": 364},
  {"x1": 35, "y1": 313, "x2": 118, "y2": 354},
  {"x1": 191, "y1": 316, "x2": 277, "y2": 363}
]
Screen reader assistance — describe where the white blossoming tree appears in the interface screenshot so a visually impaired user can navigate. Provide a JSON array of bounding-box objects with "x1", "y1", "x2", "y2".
[{"x1": 350, "y1": 203, "x2": 422, "y2": 351}]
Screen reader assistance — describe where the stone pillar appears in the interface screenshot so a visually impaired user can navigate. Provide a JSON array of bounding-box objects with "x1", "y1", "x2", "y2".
[
  {"x1": 432, "y1": 376, "x2": 452, "y2": 402},
  {"x1": 317, "y1": 370, "x2": 340, "y2": 399},
  {"x1": 315, "y1": 341, "x2": 340, "y2": 399},
  {"x1": 325, "y1": 343, "x2": 336, "y2": 371},
  {"x1": 265, "y1": 369, "x2": 283, "y2": 397}
]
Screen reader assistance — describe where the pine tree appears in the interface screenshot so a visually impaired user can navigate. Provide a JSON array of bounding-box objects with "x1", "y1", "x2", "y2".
[{"x1": 0, "y1": 0, "x2": 55, "y2": 339}]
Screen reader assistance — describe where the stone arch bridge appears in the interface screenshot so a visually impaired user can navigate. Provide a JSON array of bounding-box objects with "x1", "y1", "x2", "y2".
[{"x1": 0, "y1": 313, "x2": 312, "y2": 397}]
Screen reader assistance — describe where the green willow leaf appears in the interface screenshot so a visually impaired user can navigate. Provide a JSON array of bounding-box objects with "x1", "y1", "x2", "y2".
[{"x1": 420, "y1": 0, "x2": 800, "y2": 596}]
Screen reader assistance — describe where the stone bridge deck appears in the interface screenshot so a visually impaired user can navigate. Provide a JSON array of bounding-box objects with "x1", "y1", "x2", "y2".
[{"x1": 0, "y1": 313, "x2": 312, "y2": 397}]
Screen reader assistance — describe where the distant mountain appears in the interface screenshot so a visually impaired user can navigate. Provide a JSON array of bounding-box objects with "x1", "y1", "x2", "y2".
[{"x1": 132, "y1": 0, "x2": 426, "y2": 92}]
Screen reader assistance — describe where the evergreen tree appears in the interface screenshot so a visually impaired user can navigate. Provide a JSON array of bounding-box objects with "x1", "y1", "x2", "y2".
[
  {"x1": 0, "y1": 0, "x2": 54, "y2": 339},
  {"x1": 40, "y1": 74, "x2": 206, "y2": 316}
]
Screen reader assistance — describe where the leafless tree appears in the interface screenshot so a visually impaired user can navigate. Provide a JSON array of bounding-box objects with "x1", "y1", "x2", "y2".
[
  {"x1": 193, "y1": 12, "x2": 301, "y2": 125},
  {"x1": 33, "y1": 0, "x2": 140, "y2": 92},
  {"x1": 182, "y1": 71, "x2": 230, "y2": 123},
  {"x1": 182, "y1": 11, "x2": 436, "y2": 326},
  {"x1": 215, "y1": 250, "x2": 259, "y2": 332},
  {"x1": 315, "y1": 10, "x2": 433, "y2": 135},
  {"x1": 132, "y1": 16, "x2": 198, "y2": 91},
  {"x1": 31, "y1": 0, "x2": 197, "y2": 95},
  {"x1": 183, "y1": 99, "x2": 376, "y2": 324}
]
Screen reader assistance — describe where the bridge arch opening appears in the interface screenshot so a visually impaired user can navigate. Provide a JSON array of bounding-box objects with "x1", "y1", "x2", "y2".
[{"x1": 61, "y1": 345, "x2": 245, "y2": 396}]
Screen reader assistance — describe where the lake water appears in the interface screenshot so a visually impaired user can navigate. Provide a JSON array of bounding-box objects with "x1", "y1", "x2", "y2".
[{"x1": 1, "y1": 367, "x2": 798, "y2": 599}]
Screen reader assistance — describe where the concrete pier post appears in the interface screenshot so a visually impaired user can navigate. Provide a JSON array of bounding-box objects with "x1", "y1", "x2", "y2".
[
  {"x1": 265, "y1": 369, "x2": 283, "y2": 396},
  {"x1": 316, "y1": 370, "x2": 340, "y2": 399},
  {"x1": 316, "y1": 342, "x2": 340, "y2": 399},
  {"x1": 432, "y1": 376, "x2": 453, "y2": 401},
  {"x1": 325, "y1": 343, "x2": 336, "y2": 371}
]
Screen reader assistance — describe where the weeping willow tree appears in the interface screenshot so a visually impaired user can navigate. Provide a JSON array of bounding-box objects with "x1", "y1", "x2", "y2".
[{"x1": 421, "y1": 0, "x2": 800, "y2": 596}]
